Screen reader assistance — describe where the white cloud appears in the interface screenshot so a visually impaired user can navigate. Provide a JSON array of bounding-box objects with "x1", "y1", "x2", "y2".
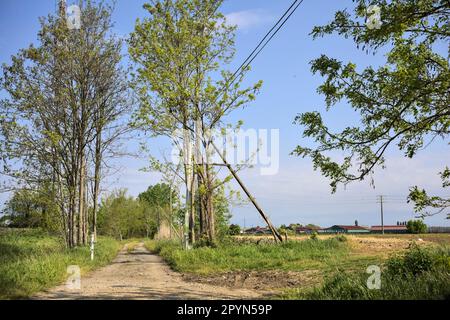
[{"x1": 225, "y1": 9, "x2": 275, "y2": 31}]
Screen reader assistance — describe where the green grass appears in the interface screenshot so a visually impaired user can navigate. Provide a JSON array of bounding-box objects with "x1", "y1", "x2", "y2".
[
  {"x1": 145, "y1": 237, "x2": 365, "y2": 275},
  {"x1": 147, "y1": 237, "x2": 450, "y2": 300},
  {"x1": 0, "y1": 228, "x2": 121, "y2": 299},
  {"x1": 281, "y1": 245, "x2": 450, "y2": 300}
]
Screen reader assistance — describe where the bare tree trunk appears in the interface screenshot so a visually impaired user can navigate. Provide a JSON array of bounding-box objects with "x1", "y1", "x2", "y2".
[
  {"x1": 78, "y1": 149, "x2": 85, "y2": 246},
  {"x1": 189, "y1": 168, "x2": 196, "y2": 244},
  {"x1": 92, "y1": 128, "x2": 101, "y2": 242},
  {"x1": 70, "y1": 185, "x2": 77, "y2": 247},
  {"x1": 183, "y1": 126, "x2": 193, "y2": 250},
  {"x1": 205, "y1": 162, "x2": 215, "y2": 243},
  {"x1": 82, "y1": 159, "x2": 88, "y2": 245}
]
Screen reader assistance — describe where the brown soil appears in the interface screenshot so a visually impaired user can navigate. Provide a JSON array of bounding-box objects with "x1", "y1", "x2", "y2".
[
  {"x1": 347, "y1": 236, "x2": 432, "y2": 257},
  {"x1": 34, "y1": 243, "x2": 269, "y2": 300},
  {"x1": 183, "y1": 270, "x2": 321, "y2": 292}
]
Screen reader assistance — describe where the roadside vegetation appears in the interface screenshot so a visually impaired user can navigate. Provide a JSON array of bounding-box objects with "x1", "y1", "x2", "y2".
[
  {"x1": 282, "y1": 245, "x2": 450, "y2": 300},
  {"x1": 0, "y1": 229, "x2": 120, "y2": 299},
  {"x1": 146, "y1": 236, "x2": 450, "y2": 300},
  {"x1": 145, "y1": 236, "x2": 379, "y2": 275}
]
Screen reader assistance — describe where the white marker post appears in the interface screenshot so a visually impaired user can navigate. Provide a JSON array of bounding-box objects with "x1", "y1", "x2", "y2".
[{"x1": 90, "y1": 234, "x2": 95, "y2": 261}]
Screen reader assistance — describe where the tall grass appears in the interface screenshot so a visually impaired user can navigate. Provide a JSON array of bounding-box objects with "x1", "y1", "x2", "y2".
[
  {"x1": 145, "y1": 238, "x2": 351, "y2": 274},
  {"x1": 0, "y1": 229, "x2": 121, "y2": 299},
  {"x1": 282, "y1": 245, "x2": 450, "y2": 300}
]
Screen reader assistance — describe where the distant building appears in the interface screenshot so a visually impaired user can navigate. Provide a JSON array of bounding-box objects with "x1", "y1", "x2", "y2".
[
  {"x1": 427, "y1": 226, "x2": 450, "y2": 234},
  {"x1": 370, "y1": 225, "x2": 408, "y2": 234},
  {"x1": 295, "y1": 226, "x2": 320, "y2": 234},
  {"x1": 244, "y1": 226, "x2": 271, "y2": 235},
  {"x1": 319, "y1": 225, "x2": 370, "y2": 234}
]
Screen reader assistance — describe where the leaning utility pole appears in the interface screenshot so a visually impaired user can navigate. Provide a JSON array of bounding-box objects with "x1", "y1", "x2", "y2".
[{"x1": 211, "y1": 141, "x2": 283, "y2": 243}]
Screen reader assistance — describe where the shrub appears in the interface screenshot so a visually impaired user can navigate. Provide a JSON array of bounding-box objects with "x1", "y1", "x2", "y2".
[
  {"x1": 386, "y1": 245, "x2": 434, "y2": 277},
  {"x1": 228, "y1": 224, "x2": 241, "y2": 236},
  {"x1": 407, "y1": 220, "x2": 427, "y2": 234},
  {"x1": 334, "y1": 235, "x2": 347, "y2": 242},
  {"x1": 292, "y1": 246, "x2": 450, "y2": 300},
  {"x1": 310, "y1": 231, "x2": 318, "y2": 241}
]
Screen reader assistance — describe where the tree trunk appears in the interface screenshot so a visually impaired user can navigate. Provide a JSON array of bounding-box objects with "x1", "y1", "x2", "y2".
[
  {"x1": 182, "y1": 126, "x2": 193, "y2": 250},
  {"x1": 92, "y1": 128, "x2": 101, "y2": 242},
  {"x1": 78, "y1": 150, "x2": 85, "y2": 246}
]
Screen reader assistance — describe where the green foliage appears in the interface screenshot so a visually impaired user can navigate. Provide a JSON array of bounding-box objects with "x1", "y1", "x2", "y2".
[
  {"x1": 386, "y1": 244, "x2": 436, "y2": 276},
  {"x1": 334, "y1": 235, "x2": 348, "y2": 242},
  {"x1": 145, "y1": 238, "x2": 349, "y2": 274},
  {"x1": 97, "y1": 189, "x2": 155, "y2": 240},
  {"x1": 213, "y1": 185, "x2": 233, "y2": 240},
  {"x1": 293, "y1": 0, "x2": 449, "y2": 218},
  {"x1": 406, "y1": 219, "x2": 428, "y2": 234},
  {"x1": 128, "y1": 0, "x2": 263, "y2": 245},
  {"x1": 0, "y1": 229, "x2": 120, "y2": 299},
  {"x1": 310, "y1": 231, "x2": 319, "y2": 241},
  {"x1": 228, "y1": 224, "x2": 241, "y2": 235},
  {"x1": 1, "y1": 186, "x2": 60, "y2": 232},
  {"x1": 286, "y1": 245, "x2": 450, "y2": 300},
  {"x1": 128, "y1": 0, "x2": 263, "y2": 135},
  {"x1": 138, "y1": 183, "x2": 177, "y2": 208}
]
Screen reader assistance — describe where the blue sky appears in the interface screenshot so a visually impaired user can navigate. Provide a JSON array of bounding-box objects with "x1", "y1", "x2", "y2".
[{"x1": 0, "y1": 0, "x2": 448, "y2": 227}]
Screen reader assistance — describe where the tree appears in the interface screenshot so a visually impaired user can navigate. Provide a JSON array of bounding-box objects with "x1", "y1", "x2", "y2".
[
  {"x1": 138, "y1": 183, "x2": 180, "y2": 237},
  {"x1": 97, "y1": 189, "x2": 151, "y2": 240},
  {"x1": 138, "y1": 183, "x2": 177, "y2": 208},
  {"x1": 128, "y1": 0, "x2": 262, "y2": 246},
  {"x1": 228, "y1": 224, "x2": 241, "y2": 236},
  {"x1": 292, "y1": 0, "x2": 449, "y2": 219},
  {"x1": 0, "y1": 1, "x2": 131, "y2": 247},
  {"x1": 2, "y1": 187, "x2": 59, "y2": 230},
  {"x1": 407, "y1": 219, "x2": 428, "y2": 234}
]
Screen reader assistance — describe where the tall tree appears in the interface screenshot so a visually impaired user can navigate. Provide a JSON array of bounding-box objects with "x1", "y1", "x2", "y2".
[
  {"x1": 129, "y1": 0, "x2": 262, "y2": 246},
  {"x1": 293, "y1": 0, "x2": 449, "y2": 218},
  {"x1": 0, "y1": 1, "x2": 131, "y2": 247}
]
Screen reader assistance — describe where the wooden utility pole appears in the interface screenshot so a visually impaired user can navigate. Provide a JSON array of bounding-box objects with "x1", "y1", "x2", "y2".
[
  {"x1": 379, "y1": 195, "x2": 385, "y2": 235},
  {"x1": 210, "y1": 141, "x2": 283, "y2": 243}
]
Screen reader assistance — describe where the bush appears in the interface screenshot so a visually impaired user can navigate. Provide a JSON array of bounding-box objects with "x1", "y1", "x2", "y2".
[
  {"x1": 228, "y1": 224, "x2": 241, "y2": 236},
  {"x1": 407, "y1": 220, "x2": 428, "y2": 234},
  {"x1": 386, "y1": 245, "x2": 434, "y2": 277},
  {"x1": 292, "y1": 245, "x2": 450, "y2": 300},
  {"x1": 334, "y1": 235, "x2": 347, "y2": 242},
  {"x1": 310, "y1": 231, "x2": 318, "y2": 241}
]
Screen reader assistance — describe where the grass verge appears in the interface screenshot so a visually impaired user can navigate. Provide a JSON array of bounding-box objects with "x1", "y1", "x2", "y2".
[
  {"x1": 281, "y1": 245, "x2": 450, "y2": 300},
  {"x1": 145, "y1": 237, "x2": 360, "y2": 275},
  {"x1": 0, "y1": 228, "x2": 121, "y2": 299}
]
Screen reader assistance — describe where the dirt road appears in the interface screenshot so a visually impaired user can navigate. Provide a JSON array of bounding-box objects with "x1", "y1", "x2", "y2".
[{"x1": 35, "y1": 243, "x2": 264, "y2": 300}]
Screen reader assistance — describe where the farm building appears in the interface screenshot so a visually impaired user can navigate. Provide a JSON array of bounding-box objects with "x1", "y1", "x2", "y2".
[
  {"x1": 319, "y1": 225, "x2": 370, "y2": 234},
  {"x1": 428, "y1": 226, "x2": 450, "y2": 233},
  {"x1": 244, "y1": 226, "x2": 271, "y2": 235},
  {"x1": 295, "y1": 226, "x2": 320, "y2": 234},
  {"x1": 370, "y1": 225, "x2": 408, "y2": 234}
]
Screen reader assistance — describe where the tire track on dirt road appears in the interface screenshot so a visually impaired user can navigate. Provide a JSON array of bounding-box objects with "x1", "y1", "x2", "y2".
[{"x1": 34, "y1": 243, "x2": 266, "y2": 300}]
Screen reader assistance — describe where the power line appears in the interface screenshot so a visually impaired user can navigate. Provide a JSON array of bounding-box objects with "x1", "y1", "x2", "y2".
[
  {"x1": 227, "y1": 0, "x2": 303, "y2": 87},
  {"x1": 208, "y1": 0, "x2": 305, "y2": 127}
]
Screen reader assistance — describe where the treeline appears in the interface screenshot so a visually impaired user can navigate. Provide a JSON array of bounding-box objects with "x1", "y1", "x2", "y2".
[{"x1": 0, "y1": 179, "x2": 233, "y2": 242}]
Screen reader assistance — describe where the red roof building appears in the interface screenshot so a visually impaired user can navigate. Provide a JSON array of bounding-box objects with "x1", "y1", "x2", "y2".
[{"x1": 370, "y1": 225, "x2": 408, "y2": 234}]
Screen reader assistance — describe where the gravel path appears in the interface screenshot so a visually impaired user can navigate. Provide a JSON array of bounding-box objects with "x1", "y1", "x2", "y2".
[{"x1": 34, "y1": 243, "x2": 264, "y2": 300}]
